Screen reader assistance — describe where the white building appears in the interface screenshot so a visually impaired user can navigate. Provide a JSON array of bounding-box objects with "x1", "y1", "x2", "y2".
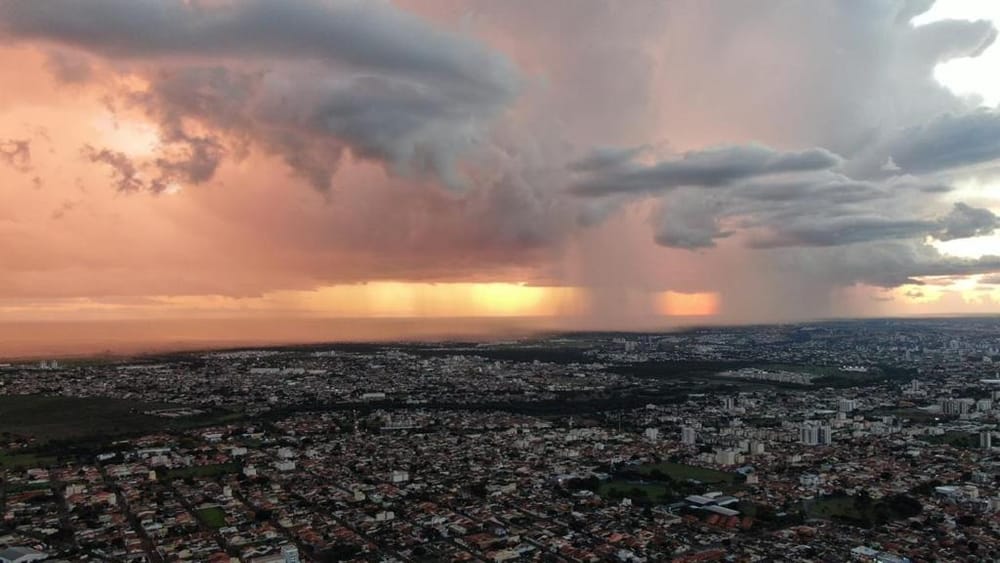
[
  {"x1": 838, "y1": 399, "x2": 858, "y2": 413},
  {"x1": 801, "y1": 424, "x2": 819, "y2": 446},
  {"x1": 818, "y1": 425, "x2": 833, "y2": 445},
  {"x1": 681, "y1": 426, "x2": 697, "y2": 445}
]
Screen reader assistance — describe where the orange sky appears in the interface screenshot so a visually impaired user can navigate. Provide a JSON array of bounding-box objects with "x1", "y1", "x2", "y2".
[{"x1": 1, "y1": 0, "x2": 999, "y2": 357}]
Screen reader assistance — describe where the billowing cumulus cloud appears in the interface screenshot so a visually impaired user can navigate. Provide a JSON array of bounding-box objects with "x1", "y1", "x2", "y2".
[
  {"x1": 0, "y1": 0, "x2": 520, "y2": 190},
  {"x1": 0, "y1": 0, "x2": 999, "y2": 327}
]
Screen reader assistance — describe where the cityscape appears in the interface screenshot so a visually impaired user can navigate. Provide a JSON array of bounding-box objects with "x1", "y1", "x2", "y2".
[{"x1": 1, "y1": 318, "x2": 999, "y2": 562}]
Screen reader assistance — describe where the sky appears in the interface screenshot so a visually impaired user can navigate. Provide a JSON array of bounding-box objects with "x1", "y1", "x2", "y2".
[{"x1": 1, "y1": 0, "x2": 1000, "y2": 355}]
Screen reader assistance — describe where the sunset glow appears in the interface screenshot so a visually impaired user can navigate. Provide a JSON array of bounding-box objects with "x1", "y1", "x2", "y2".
[{"x1": 1, "y1": 0, "x2": 999, "y2": 357}]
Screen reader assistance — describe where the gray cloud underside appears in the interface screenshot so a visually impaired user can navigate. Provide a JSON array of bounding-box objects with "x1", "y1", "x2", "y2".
[
  {"x1": 574, "y1": 144, "x2": 999, "y2": 251},
  {"x1": 0, "y1": 0, "x2": 520, "y2": 190},
  {"x1": 655, "y1": 178, "x2": 998, "y2": 250},
  {"x1": 0, "y1": 0, "x2": 517, "y2": 99},
  {"x1": 891, "y1": 109, "x2": 1000, "y2": 174},
  {"x1": 795, "y1": 240, "x2": 1000, "y2": 287},
  {"x1": 570, "y1": 144, "x2": 843, "y2": 196}
]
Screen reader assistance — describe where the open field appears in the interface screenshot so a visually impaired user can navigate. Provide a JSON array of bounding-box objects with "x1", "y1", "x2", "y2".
[
  {"x1": 803, "y1": 494, "x2": 921, "y2": 527},
  {"x1": 162, "y1": 463, "x2": 240, "y2": 481},
  {"x1": 597, "y1": 480, "x2": 672, "y2": 503},
  {"x1": 0, "y1": 395, "x2": 245, "y2": 445},
  {"x1": 0, "y1": 452, "x2": 59, "y2": 469},
  {"x1": 920, "y1": 431, "x2": 979, "y2": 449},
  {"x1": 637, "y1": 462, "x2": 737, "y2": 484},
  {"x1": 196, "y1": 506, "x2": 228, "y2": 528},
  {"x1": 0, "y1": 395, "x2": 173, "y2": 442}
]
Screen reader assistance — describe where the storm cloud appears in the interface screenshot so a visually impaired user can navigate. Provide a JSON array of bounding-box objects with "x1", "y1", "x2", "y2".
[
  {"x1": 571, "y1": 145, "x2": 843, "y2": 197},
  {"x1": 891, "y1": 109, "x2": 1000, "y2": 173},
  {"x1": 0, "y1": 0, "x2": 999, "y2": 324},
  {"x1": 0, "y1": 0, "x2": 520, "y2": 190}
]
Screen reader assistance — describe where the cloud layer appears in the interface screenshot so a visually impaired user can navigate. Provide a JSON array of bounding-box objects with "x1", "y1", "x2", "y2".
[{"x1": 0, "y1": 0, "x2": 999, "y2": 323}]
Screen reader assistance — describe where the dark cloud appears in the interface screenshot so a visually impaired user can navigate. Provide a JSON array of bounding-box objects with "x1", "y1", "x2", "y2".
[
  {"x1": 568, "y1": 146, "x2": 647, "y2": 173},
  {"x1": 151, "y1": 132, "x2": 225, "y2": 190},
  {"x1": 0, "y1": 0, "x2": 517, "y2": 94},
  {"x1": 750, "y1": 216, "x2": 938, "y2": 248},
  {"x1": 0, "y1": 138, "x2": 30, "y2": 170},
  {"x1": 43, "y1": 49, "x2": 91, "y2": 83},
  {"x1": 937, "y1": 202, "x2": 999, "y2": 240},
  {"x1": 744, "y1": 202, "x2": 997, "y2": 248},
  {"x1": 891, "y1": 109, "x2": 1000, "y2": 173},
  {"x1": 571, "y1": 145, "x2": 842, "y2": 197},
  {"x1": 641, "y1": 171, "x2": 991, "y2": 251},
  {"x1": 787, "y1": 240, "x2": 1000, "y2": 288},
  {"x1": 1, "y1": 0, "x2": 520, "y2": 190},
  {"x1": 81, "y1": 146, "x2": 145, "y2": 193}
]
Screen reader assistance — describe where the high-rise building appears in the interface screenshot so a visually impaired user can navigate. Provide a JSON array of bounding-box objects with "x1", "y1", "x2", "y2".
[
  {"x1": 981, "y1": 431, "x2": 993, "y2": 450},
  {"x1": 818, "y1": 425, "x2": 833, "y2": 446},
  {"x1": 681, "y1": 426, "x2": 697, "y2": 445},
  {"x1": 800, "y1": 424, "x2": 819, "y2": 446},
  {"x1": 800, "y1": 422, "x2": 832, "y2": 446},
  {"x1": 282, "y1": 544, "x2": 300, "y2": 563},
  {"x1": 643, "y1": 427, "x2": 659, "y2": 442},
  {"x1": 838, "y1": 399, "x2": 858, "y2": 413},
  {"x1": 940, "y1": 398, "x2": 972, "y2": 416}
]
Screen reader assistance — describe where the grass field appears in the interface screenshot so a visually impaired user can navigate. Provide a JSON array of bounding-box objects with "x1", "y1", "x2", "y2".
[
  {"x1": 162, "y1": 462, "x2": 240, "y2": 481},
  {"x1": 196, "y1": 506, "x2": 228, "y2": 528},
  {"x1": 0, "y1": 395, "x2": 171, "y2": 441},
  {"x1": 597, "y1": 480, "x2": 671, "y2": 503},
  {"x1": 803, "y1": 494, "x2": 921, "y2": 528},
  {"x1": 0, "y1": 395, "x2": 244, "y2": 445},
  {"x1": 637, "y1": 462, "x2": 737, "y2": 484},
  {"x1": 920, "y1": 431, "x2": 979, "y2": 449},
  {"x1": 804, "y1": 495, "x2": 860, "y2": 520},
  {"x1": 0, "y1": 452, "x2": 58, "y2": 469}
]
